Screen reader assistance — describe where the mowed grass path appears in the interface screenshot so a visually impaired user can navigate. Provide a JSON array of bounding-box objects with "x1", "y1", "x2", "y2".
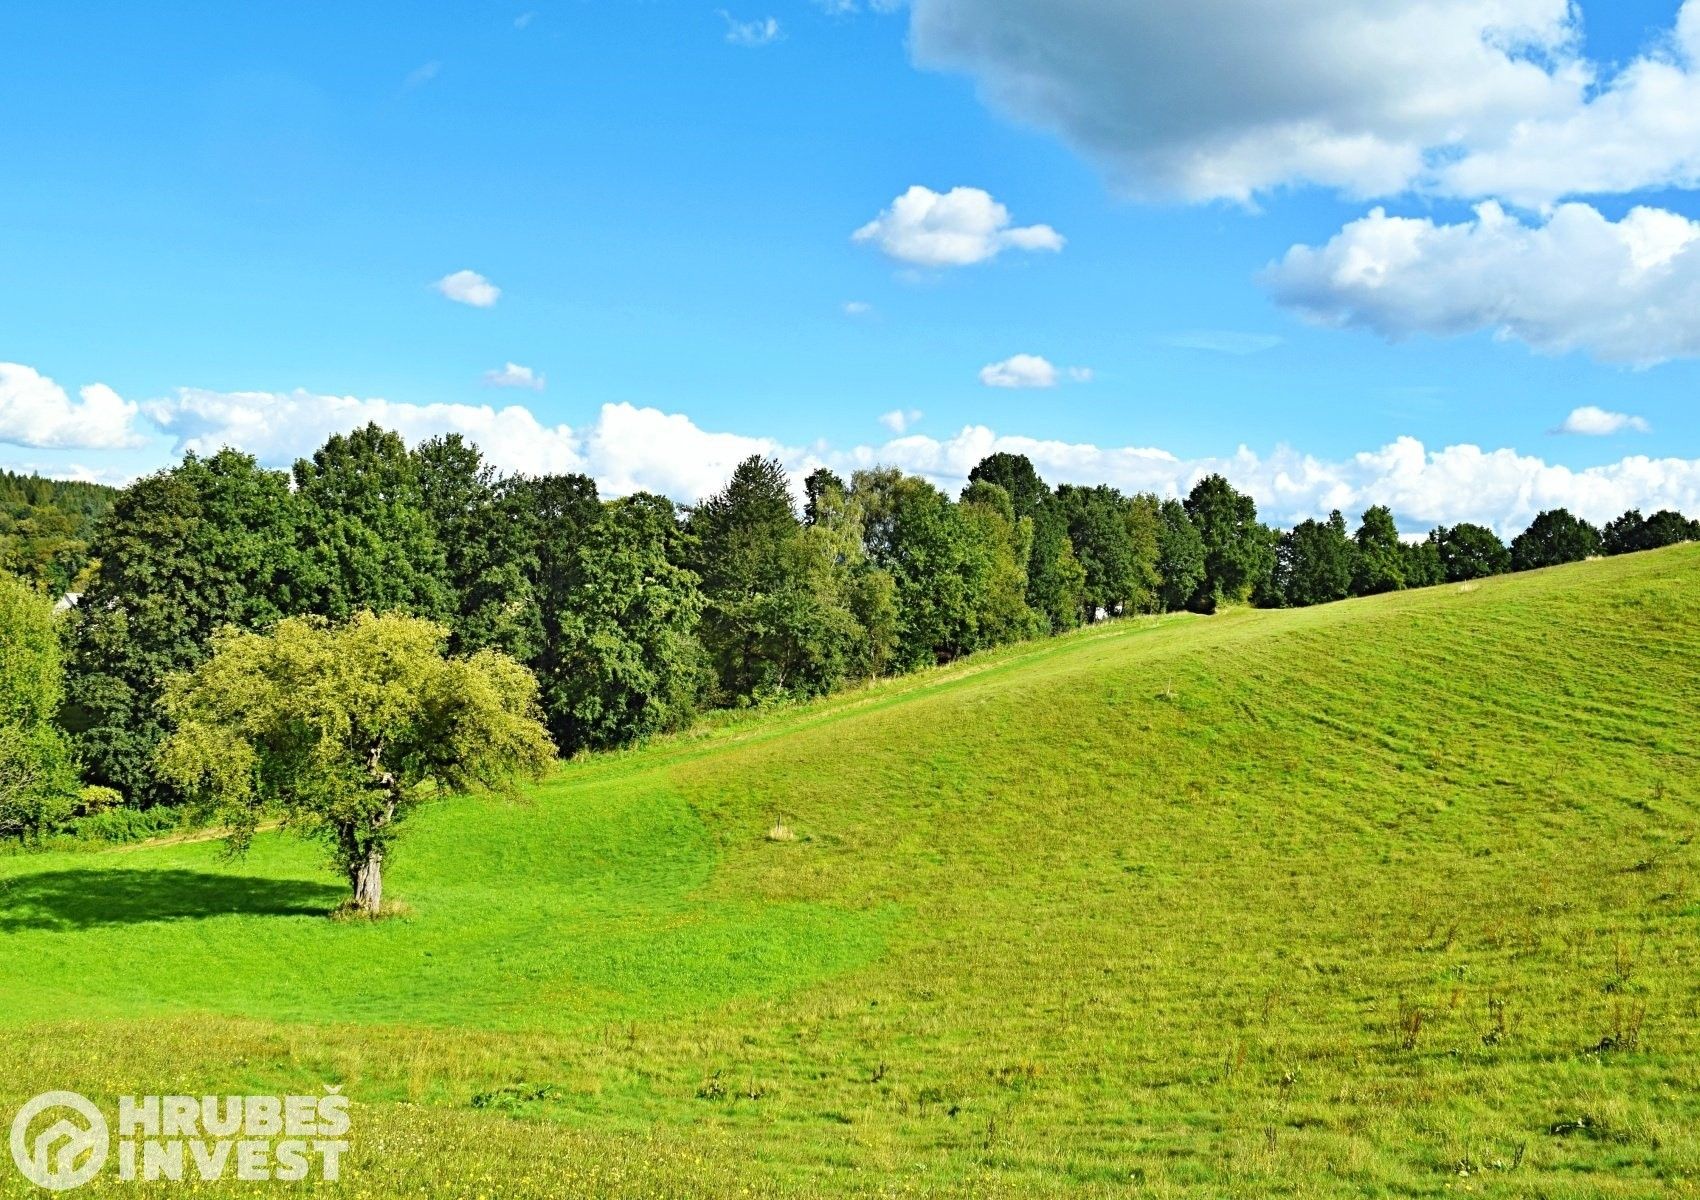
[{"x1": 2, "y1": 547, "x2": 1698, "y2": 1197}]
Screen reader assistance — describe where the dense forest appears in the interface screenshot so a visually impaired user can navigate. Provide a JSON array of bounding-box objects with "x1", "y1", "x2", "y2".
[
  {"x1": 0, "y1": 469, "x2": 117, "y2": 594},
  {"x1": 1, "y1": 424, "x2": 1695, "y2": 841}
]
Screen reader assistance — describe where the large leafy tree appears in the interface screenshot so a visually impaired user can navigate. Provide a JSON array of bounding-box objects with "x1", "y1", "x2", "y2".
[
  {"x1": 0, "y1": 573, "x2": 79, "y2": 841},
  {"x1": 1155, "y1": 500, "x2": 1206, "y2": 613},
  {"x1": 1431, "y1": 523, "x2": 1510, "y2": 581},
  {"x1": 546, "y1": 493, "x2": 706, "y2": 751},
  {"x1": 967, "y1": 453, "x2": 1050, "y2": 523},
  {"x1": 1274, "y1": 511, "x2": 1355, "y2": 608},
  {"x1": 294, "y1": 424, "x2": 449, "y2": 623},
  {"x1": 1122, "y1": 493, "x2": 1164, "y2": 615},
  {"x1": 854, "y1": 468, "x2": 979, "y2": 668},
  {"x1": 413, "y1": 434, "x2": 539, "y2": 659},
  {"x1": 62, "y1": 450, "x2": 305, "y2": 804},
  {"x1": 508, "y1": 472, "x2": 605, "y2": 743},
  {"x1": 1351, "y1": 505, "x2": 1406, "y2": 596},
  {"x1": 967, "y1": 454, "x2": 1083, "y2": 633},
  {"x1": 959, "y1": 481, "x2": 1042, "y2": 647},
  {"x1": 1054, "y1": 484, "x2": 1138, "y2": 622},
  {"x1": 688, "y1": 456, "x2": 817, "y2": 699},
  {"x1": 1183, "y1": 475, "x2": 1274, "y2": 612},
  {"x1": 1025, "y1": 503, "x2": 1088, "y2": 633},
  {"x1": 1510, "y1": 509, "x2": 1601, "y2": 571},
  {"x1": 159, "y1": 612, "x2": 555, "y2": 916}
]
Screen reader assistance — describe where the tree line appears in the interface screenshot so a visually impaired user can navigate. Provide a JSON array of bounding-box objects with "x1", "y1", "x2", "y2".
[
  {"x1": 2, "y1": 423, "x2": 1696, "y2": 840},
  {"x1": 0, "y1": 468, "x2": 116, "y2": 595}
]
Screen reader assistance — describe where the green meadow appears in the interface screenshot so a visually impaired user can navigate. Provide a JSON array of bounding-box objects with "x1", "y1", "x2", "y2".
[{"x1": 3, "y1": 545, "x2": 1698, "y2": 1197}]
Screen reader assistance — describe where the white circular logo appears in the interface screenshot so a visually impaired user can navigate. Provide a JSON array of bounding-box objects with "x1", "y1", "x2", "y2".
[{"x1": 10, "y1": 1092, "x2": 108, "y2": 1191}]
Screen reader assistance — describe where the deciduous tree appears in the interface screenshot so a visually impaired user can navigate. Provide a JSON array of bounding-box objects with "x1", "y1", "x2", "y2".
[{"x1": 159, "y1": 612, "x2": 555, "y2": 916}]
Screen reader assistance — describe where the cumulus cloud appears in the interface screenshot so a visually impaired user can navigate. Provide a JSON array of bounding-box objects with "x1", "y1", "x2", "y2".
[
  {"x1": 843, "y1": 300, "x2": 875, "y2": 317},
  {"x1": 1556, "y1": 406, "x2": 1651, "y2": 436},
  {"x1": 906, "y1": 0, "x2": 1700, "y2": 205},
  {"x1": 142, "y1": 388, "x2": 585, "y2": 477},
  {"x1": 434, "y1": 269, "x2": 501, "y2": 308},
  {"x1": 840, "y1": 427, "x2": 1700, "y2": 537},
  {"x1": 720, "y1": 12, "x2": 781, "y2": 46},
  {"x1": 853, "y1": 186, "x2": 1063, "y2": 268},
  {"x1": 879, "y1": 408, "x2": 923, "y2": 433},
  {"x1": 1263, "y1": 202, "x2": 1700, "y2": 365},
  {"x1": 484, "y1": 362, "x2": 545, "y2": 390},
  {"x1": 36, "y1": 376, "x2": 1697, "y2": 535},
  {"x1": 978, "y1": 354, "x2": 1090, "y2": 389},
  {"x1": 137, "y1": 388, "x2": 782, "y2": 502},
  {"x1": 0, "y1": 362, "x2": 143, "y2": 450}
]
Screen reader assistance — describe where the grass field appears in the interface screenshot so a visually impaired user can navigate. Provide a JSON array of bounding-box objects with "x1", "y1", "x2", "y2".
[{"x1": 3, "y1": 545, "x2": 1698, "y2": 1197}]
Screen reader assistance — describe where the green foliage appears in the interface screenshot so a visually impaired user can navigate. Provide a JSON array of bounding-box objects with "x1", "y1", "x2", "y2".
[
  {"x1": 294, "y1": 423, "x2": 450, "y2": 623},
  {"x1": 854, "y1": 468, "x2": 981, "y2": 667},
  {"x1": 0, "y1": 573, "x2": 80, "y2": 841},
  {"x1": 1024, "y1": 501, "x2": 1088, "y2": 634},
  {"x1": 1432, "y1": 522, "x2": 1510, "y2": 581},
  {"x1": 159, "y1": 611, "x2": 555, "y2": 914},
  {"x1": 1155, "y1": 499, "x2": 1206, "y2": 613},
  {"x1": 1183, "y1": 474, "x2": 1274, "y2": 611},
  {"x1": 0, "y1": 470, "x2": 116, "y2": 595},
  {"x1": 3, "y1": 547, "x2": 1698, "y2": 1196},
  {"x1": 545, "y1": 493, "x2": 705, "y2": 751},
  {"x1": 1054, "y1": 484, "x2": 1139, "y2": 621},
  {"x1": 413, "y1": 434, "x2": 539, "y2": 659},
  {"x1": 61, "y1": 450, "x2": 305, "y2": 805},
  {"x1": 1349, "y1": 505, "x2": 1406, "y2": 596},
  {"x1": 967, "y1": 452, "x2": 1050, "y2": 522},
  {"x1": 1603, "y1": 508, "x2": 1700, "y2": 556},
  {"x1": 1511, "y1": 507, "x2": 1602, "y2": 571},
  {"x1": 959, "y1": 481, "x2": 1042, "y2": 646},
  {"x1": 1274, "y1": 510, "x2": 1355, "y2": 607}
]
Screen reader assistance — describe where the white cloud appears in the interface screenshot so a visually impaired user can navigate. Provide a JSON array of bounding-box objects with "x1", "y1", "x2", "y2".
[
  {"x1": 853, "y1": 186, "x2": 1063, "y2": 268},
  {"x1": 514, "y1": 11, "x2": 536, "y2": 29},
  {"x1": 879, "y1": 408, "x2": 923, "y2": 433},
  {"x1": 1556, "y1": 406, "x2": 1651, "y2": 436},
  {"x1": 843, "y1": 300, "x2": 875, "y2": 317},
  {"x1": 0, "y1": 363, "x2": 143, "y2": 450},
  {"x1": 906, "y1": 0, "x2": 1700, "y2": 205},
  {"x1": 434, "y1": 269, "x2": 501, "y2": 308},
  {"x1": 980, "y1": 355, "x2": 1056, "y2": 389},
  {"x1": 721, "y1": 12, "x2": 782, "y2": 46},
  {"x1": 142, "y1": 388, "x2": 585, "y2": 477},
  {"x1": 834, "y1": 427, "x2": 1700, "y2": 537},
  {"x1": 1263, "y1": 202, "x2": 1700, "y2": 365},
  {"x1": 978, "y1": 354, "x2": 1090, "y2": 389},
  {"x1": 1163, "y1": 331, "x2": 1283, "y2": 356},
  {"x1": 484, "y1": 362, "x2": 545, "y2": 391},
  {"x1": 29, "y1": 375, "x2": 1696, "y2": 535}
]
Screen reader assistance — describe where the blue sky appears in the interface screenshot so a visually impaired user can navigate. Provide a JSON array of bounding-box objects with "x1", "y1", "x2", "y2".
[{"x1": 2, "y1": 1, "x2": 1698, "y2": 533}]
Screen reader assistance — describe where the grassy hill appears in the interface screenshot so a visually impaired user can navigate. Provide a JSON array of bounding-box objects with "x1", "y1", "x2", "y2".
[{"x1": 3, "y1": 545, "x2": 1698, "y2": 1197}]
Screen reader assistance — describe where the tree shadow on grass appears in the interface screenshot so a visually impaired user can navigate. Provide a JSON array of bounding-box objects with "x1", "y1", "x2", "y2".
[{"x1": 0, "y1": 869, "x2": 346, "y2": 932}]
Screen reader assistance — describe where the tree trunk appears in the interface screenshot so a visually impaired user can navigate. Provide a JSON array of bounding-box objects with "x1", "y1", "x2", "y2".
[{"x1": 351, "y1": 843, "x2": 383, "y2": 916}]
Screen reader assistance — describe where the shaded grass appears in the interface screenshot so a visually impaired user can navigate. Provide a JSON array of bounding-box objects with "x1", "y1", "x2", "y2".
[{"x1": 2, "y1": 545, "x2": 1699, "y2": 1196}]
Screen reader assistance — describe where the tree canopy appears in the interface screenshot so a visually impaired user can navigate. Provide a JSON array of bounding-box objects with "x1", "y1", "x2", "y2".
[{"x1": 159, "y1": 611, "x2": 555, "y2": 915}]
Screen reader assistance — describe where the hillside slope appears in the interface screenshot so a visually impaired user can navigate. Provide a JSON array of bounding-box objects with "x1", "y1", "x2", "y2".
[{"x1": 3, "y1": 545, "x2": 1698, "y2": 1197}]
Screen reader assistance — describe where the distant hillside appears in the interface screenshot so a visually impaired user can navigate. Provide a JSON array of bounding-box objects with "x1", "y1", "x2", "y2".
[
  {"x1": 0, "y1": 544, "x2": 1696, "y2": 1196},
  {"x1": 0, "y1": 469, "x2": 118, "y2": 594}
]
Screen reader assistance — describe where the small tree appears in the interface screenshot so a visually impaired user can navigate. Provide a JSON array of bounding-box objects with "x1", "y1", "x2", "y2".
[
  {"x1": 0, "y1": 573, "x2": 79, "y2": 841},
  {"x1": 159, "y1": 612, "x2": 555, "y2": 916}
]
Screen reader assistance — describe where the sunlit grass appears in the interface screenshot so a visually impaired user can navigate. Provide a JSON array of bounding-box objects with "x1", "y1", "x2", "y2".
[{"x1": 3, "y1": 545, "x2": 1698, "y2": 1196}]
